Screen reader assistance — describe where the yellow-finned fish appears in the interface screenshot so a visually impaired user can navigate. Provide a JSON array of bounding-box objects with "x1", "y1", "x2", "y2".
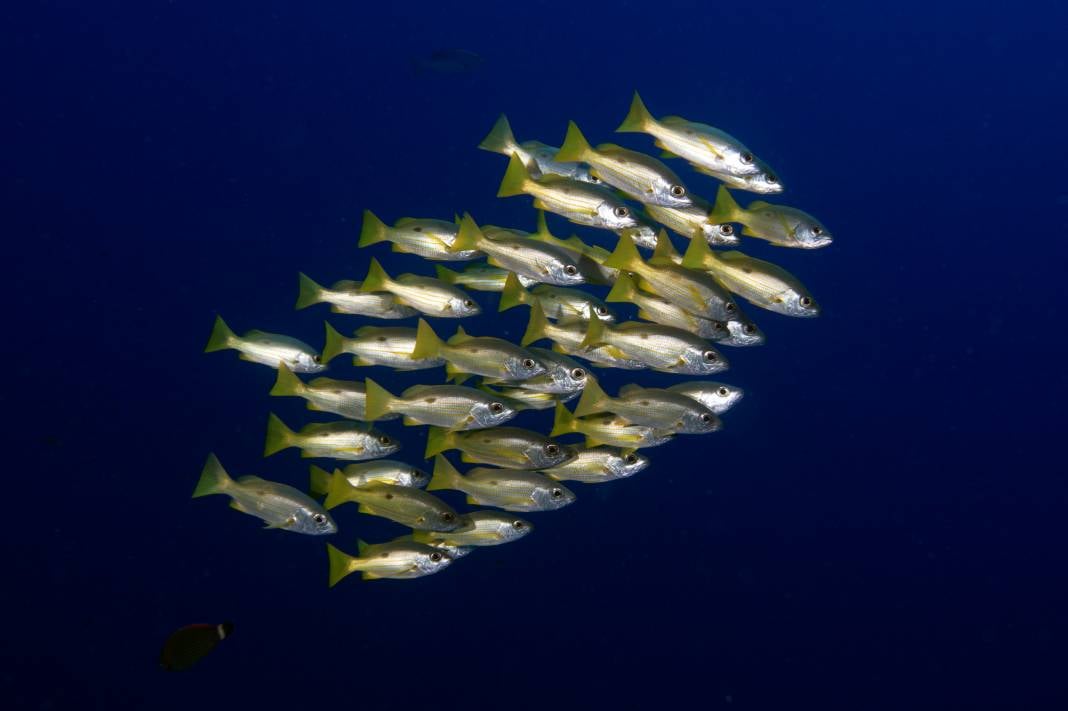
[
  {"x1": 450, "y1": 214, "x2": 587, "y2": 287},
  {"x1": 410, "y1": 318, "x2": 546, "y2": 383},
  {"x1": 425, "y1": 426, "x2": 576, "y2": 469},
  {"x1": 327, "y1": 538, "x2": 453, "y2": 585},
  {"x1": 580, "y1": 317, "x2": 729, "y2": 376},
  {"x1": 358, "y1": 209, "x2": 482, "y2": 261},
  {"x1": 434, "y1": 263, "x2": 518, "y2": 292},
  {"x1": 497, "y1": 153, "x2": 639, "y2": 231},
  {"x1": 269, "y1": 364, "x2": 399, "y2": 421},
  {"x1": 307, "y1": 461, "x2": 429, "y2": 495},
  {"x1": 520, "y1": 303, "x2": 649, "y2": 371},
  {"x1": 681, "y1": 233, "x2": 820, "y2": 317},
  {"x1": 486, "y1": 346, "x2": 589, "y2": 394},
  {"x1": 358, "y1": 258, "x2": 480, "y2": 318},
  {"x1": 709, "y1": 185, "x2": 832, "y2": 249},
  {"x1": 204, "y1": 315, "x2": 325, "y2": 373},
  {"x1": 263, "y1": 412, "x2": 400, "y2": 461},
  {"x1": 362, "y1": 377, "x2": 518, "y2": 430},
  {"x1": 574, "y1": 377, "x2": 721, "y2": 434},
  {"x1": 550, "y1": 403, "x2": 673, "y2": 450},
  {"x1": 323, "y1": 473, "x2": 466, "y2": 531},
  {"x1": 477, "y1": 384, "x2": 579, "y2": 411},
  {"x1": 617, "y1": 92, "x2": 783, "y2": 194},
  {"x1": 649, "y1": 382, "x2": 744, "y2": 416},
  {"x1": 512, "y1": 212, "x2": 619, "y2": 285},
  {"x1": 644, "y1": 196, "x2": 740, "y2": 247},
  {"x1": 321, "y1": 323, "x2": 444, "y2": 370},
  {"x1": 499, "y1": 272, "x2": 615, "y2": 323},
  {"x1": 615, "y1": 209, "x2": 662, "y2": 250},
  {"x1": 192, "y1": 454, "x2": 336, "y2": 535},
  {"x1": 478, "y1": 114, "x2": 600, "y2": 185},
  {"x1": 428, "y1": 455, "x2": 576, "y2": 512},
  {"x1": 606, "y1": 272, "x2": 728, "y2": 341},
  {"x1": 539, "y1": 446, "x2": 649, "y2": 484},
  {"x1": 295, "y1": 273, "x2": 418, "y2": 319},
  {"x1": 555, "y1": 120, "x2": 692, "y2": 208},
  {"x1": 412, "y1": 509, "x2": 534, "y2": 547}
]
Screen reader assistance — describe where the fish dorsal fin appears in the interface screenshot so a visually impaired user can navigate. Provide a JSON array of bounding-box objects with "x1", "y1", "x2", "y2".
[
  {"x1": 719, "y1": 250, "x2": 746, "y2": 261},
  {"x1": 649, "y1": 230, "x2": 680, "y2": 266},
  {"x1": 748, "y1": 200, "x2": 770, "y2": 210},
  {"x1": 448, "y1": 326, "x2": 472, "y2": 344},
  {"x1": 618, "y1": 383, "x2": 644, "y2": 397}
]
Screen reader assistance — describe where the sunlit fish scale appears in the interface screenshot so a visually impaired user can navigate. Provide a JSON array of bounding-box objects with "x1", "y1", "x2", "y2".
[
  {"x1": 264, "y1": 412, "x2": 399, "y2": 461},
  {"x1": 680, "y1": 235, "x2": 820, "y2": 318},
  {"x1": 425, "y1": 426, "x2": 576, "y2": 469},
  {"x1": 410, "y1": 318, "x2": 546, "y2": 383},
  {"x1": 518, "y1": 212, "x2": 619, "y2": 285},
  {"x1": 478, "y1": 384, "x2": 579, "y2": 411},
  {"x1": 269, "y1": 364, "x2": 399, "y2": 421},
  {"x1": 487, "y1": 346, "x2": 589, "y2": 394},
  {"x1": 308, "y1": 461, "x2": 429, "y2": 496},
  {"x1": 606, "y1": 272, "x2": 729, "y2": 341},
  {"x1": 327, "y1": 538, "x2": 453, "y2": 585},
  {"x1": 644, "y1": 196, "x2": 740, "y2": 247},
  {"x1": 602, "y1": 232, "x2": 739, "y2": 322},
  {"x1": 358, "y1": 258, "x2": 480, "y2": 318},
  {"x1": 499, "y1": 272, "x2": 615, "y2": 323},
  {"x1": 434, "y1": 263, "x2": 520, "y2": 292},
  {"x1": 520, "y1": 303, "x2": 649, "y2": 371},
  {"x1": 574, "y1": 377, "x2": 721, "y2": 434},
  {"x1": 204, "y1": 315, "x2": 324, "y2": 373},
  {"x1": 321, "y1": 323, "x2": 443, "y2": 370},
  {"x1": 428, "y1": 455, "x2": 576, "y2": 512},
  {"x1": 478, "y1": 114, "x2": 600, "y2": 184},
  {"x1": 550, "y1": 403, "x2": 673, "y2": 450},
  {"x1": 708, "y1": 185, "x2": 832, "y2": 249},
  {"x1": 555, "y1": 121, "x2": 692, "y2": 208},
  {"x1": 323, "y1": 475, "x2": 466, "y2": 531},
  {"x1": 451, "y1": 215, "x2": 586, "y2": 287},
  {"x1": 295, "y1": 273, "x2": 418, "y2": 318},
  {"x1": 616, "y1": 92, "x2": 783, "y2": 194},
  {"x1": 497, "y1": 153, "x2": 638, "y2": 231},
  {"x1": 412, "y1": 510, "x2": 534, "y2": 547},
  {"x1": 653, "y1": 381, "x2": 744, "y2": 416},
  {"x1": 539, "y1": 446, "x2": 650, "y2": 484},
  {"x1": 192, "y1": 454, "x2": 336, "y2": 535},
  {"x1": 362, "y1": 378, "x2": 518, "y2": 430},
  {"x1": 358, "y1": 210, "x2": 482, "y2": 260},
  {"x1": 580, "y1": 317, "x2": 729, "y2": 376}
]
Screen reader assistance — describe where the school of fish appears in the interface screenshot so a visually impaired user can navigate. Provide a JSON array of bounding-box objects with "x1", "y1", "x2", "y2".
[{"x1": 197, "y1": 92, "x2": 830, "y2": 586}]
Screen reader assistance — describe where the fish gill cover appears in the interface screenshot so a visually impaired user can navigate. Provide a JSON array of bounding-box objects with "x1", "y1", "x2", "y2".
[{"x1": 197, "y1": 91, "x2": 832, "y2": 586}]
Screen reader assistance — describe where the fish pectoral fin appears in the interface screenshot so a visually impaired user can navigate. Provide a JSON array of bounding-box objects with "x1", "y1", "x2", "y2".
[
  {"x1": 698, "y1": 138, "x2": 725, "y2": 160},
  {"x1": 228, "y1": 500, "x2": 249, "y2": 513},
  {"x1": 402, "y1": 416, "x2": 422, "y2": 427},
  {"x1": 659, "y1": 150, "x2": 679, "y2": 159}
]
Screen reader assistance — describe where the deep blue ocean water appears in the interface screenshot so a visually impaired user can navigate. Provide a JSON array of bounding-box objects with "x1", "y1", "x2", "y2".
[{"x1": 5, "y1": 1, "x2": 1067, "y2": 708}]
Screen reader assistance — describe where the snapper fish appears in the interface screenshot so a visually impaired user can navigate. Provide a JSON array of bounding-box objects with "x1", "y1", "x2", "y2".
[
  {"x1": 478, "y1": 114, "x2": 601, "y2": 184},
  {"x1": 323, "y1": 475, "x2": 466, "y2": 532},
  {"x1": 362, "y1": 378, "x2": 518, "y2": 430},
  {"x1": 498, "y1": 272, "x2": 615, "y2": 323},
  {"x1": 295, "y1": 273, "x2": 418, "y2": 319},
  {"x1": 269, "y1": 364, "x2": 400, "y2": 421},
  {"x1": 477, "y1": 384, "x2": 579, "y2": 411},
  {"x1": 263, "y1": 412, "x2": 399, "y2": 461},
  {"x1": 655, "y1": 382, "x2": 744, "y2": 416},
  {"x1": 617, "y1": 92, "x2": 782, "y2": 194},
  {"x1": 487, "y1": 346, "x2": 589, "y2": 395},
  {"x1": 550, "y1": 403, "x2": 673, "y2": 450},
  {"x1": 321, "y1": 323, "x2": 443, "y2": 370},
  {"x1": 308, "y1": 462, "x2": 429, "y2": 495},
  {"x1": 358, "y1": 258, "x2": 480, "y2": 318},
  {"x1": 539, "y1": 446, "x2": 650, "y2": 484},
  {"x1": 520, "y1": 303, "x2": 649, "y2": 371},
  {"x1": 606, "y1": 272, "x2": 728, "y2": 341},
  {"x1": 412, "y1": 510, "x2": 534, "y2": 548},
  {"x1": 204, "y1": 316, "x2": 324, "y2": 373},
  {"x1": 451, "y1": 214, "x2": 587, "y2": 287},
  {"x1": 425, "y1": 425, "x2": 576, "y2": 469},
  {"x1": 709, "y1": 185, "x2": 832, "y2": 249},
  {"x1": 643, "y1": 196, "x2": 740, "y2": 247},
  {"x1": 327, "y1": 538, "x2": 453, "y2": 586},
  {"x1": 192, "y1": 454, "x2": 336, "y2": 535},
  {"x1": 358, "y1": 210, "x2": 482, "y2": 261},
  {"x1": 428, "y1": 455, "x2": 576, "y2": 512},
  {"x1": 580, "y1": 317, "x2": 729, "y2": 376},
  {"x1": 574, "y1": 377, "x2": 721, "y2": 434},
  {"x1": 410, "y1": 318, "x2": 546, "y2": 383},
  {"x1": 435, "y1": 263, "x2": 519, "y2": 292}
]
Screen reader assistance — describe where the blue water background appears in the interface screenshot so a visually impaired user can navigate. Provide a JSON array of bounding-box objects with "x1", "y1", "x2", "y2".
[{"x1": 4, "y1": 1, "x2": 1067, "y2": 708}]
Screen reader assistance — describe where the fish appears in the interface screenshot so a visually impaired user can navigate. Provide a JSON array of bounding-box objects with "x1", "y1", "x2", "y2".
[
  {"x1": 497, "y1": 153, "x2": 639, "y2": 231},
  {"x1": 410, "y1": 318, "x2": 546, "y2": 383},
  {"x1": 722, "y1": 317, "x2": 767, "y2": 347},
  {"x1": 487, "y1": 346, "x2": 589, "y2": 394},
  {"x1": 513, "y1": 212, "x2": 619, "y2": 285},
  {"x1": 264, "y1": 412, "x2": 400, "y2": 461},
  {"x1": 434, "y1": 263, "x2": 517, "y2": 292},
  {"x1": 295, "y1": 273, "x2": 418, "y2": 318},
  {"x1": 550, "y1": 403, "x2": 673, "y2": 450},
  {"x1": 414, "y1": 48, "x2": 483, "y2": 74},
  {"x1": 681, "y1": 234, "x2": 820, "y2": 317},
  {"x1": 204, "y1": 315, "x2": 325, "y2": 373},
  {"x1": 478, "y1": 114, "x2": 600, "y2": 184},
  {"x1": 649, "y1": 381, "x2": 744, "y2": 416},
  {"x1": 601, "y1": 232, "x2": 740, "y2": 322},
  {"x1": 499, "y1": 272, "x2": 615, "y2": 323},
  {"x1": 323, "y1": 474, "x2": 466, "y2": 531},
  {"x1": 539, "y1": 446, "x2": 650, "y2": 484},
  {"x1": 308, "y1": 461, "x2": 429, "y2": 495},
  {"x1": 477, "y1": 384, "x2": 579, "y2": 410},
  {"x1": 574, "y1": 377, "x2": 721, "y2": 434},
  {"x1": 327, "y1": 538, "x2": 453, "y2": 585},
  {"x1": 615, "y1": 210, "x2": 662, "y2": 250},
  {"x1": 450, "y1": 214, "x2": 587, "y2": 286},
  {"x1": 425, "y1": 426, "x2": 576, "y2": 469},
  {"x1": 616, "y1": 92, "x2": 783, "y2": 194},
  {"x1": 159, "y1": 622, "x2": 233, "y2": 672},
  {"x1": 358, "y1": 257, "x2": 480, "y2": 318},
  {"x1": 708, "y1": 186, "x2": 832, "y2": 249},
  {"x1": 321, "y1": 323, "x2": 444, "y2": 370},
  {"x1": 520, "y1": 303, "x2": 649, "y2": 371},
  {"x1": 269, "y1": 364, "x2": 400, "y2": 421},
  {"x1": 412, "y1": 509, "x2": 534, "y2": 547},
  {"x1": 606, "y1": 272, "x2": 729, "y2": 341},
  {"x1": 643, "y1": 196, "x2": 741, "y2": 247},
  {"x1": 363, "y1": 377, "x2": 518, "y2": 430},
  {"x1": 358, "y1": 210, "x2": 482, "y2": 261},
  {"x1": 428, "y1": 455, "x2": 576, "y2": 512},
  {"x1": 555, "y1": 120, "x2": 692, "y2": 208},
  {"x1": 192, "y1": 454, "x2": 337, "y2": 534},
  {"x1": 580, "y1": 317, "x2": 729, "y2": 375}
]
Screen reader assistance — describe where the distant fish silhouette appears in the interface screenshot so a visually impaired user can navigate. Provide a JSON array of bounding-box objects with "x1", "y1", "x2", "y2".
[
  {"x1": 414, "y1": 48, "x2": 483, "y2": 74},
  {"x1": 159, "y1": 622, "x2": 233, "y2": 671}
]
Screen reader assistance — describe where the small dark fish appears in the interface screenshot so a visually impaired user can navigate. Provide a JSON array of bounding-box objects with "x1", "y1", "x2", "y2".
[
  {"x1": 159, "y1": 622, "x2": 233, "y2": 672},
  {"x1": 415, "y1": 49, "x2": 483, "y2": 74}
]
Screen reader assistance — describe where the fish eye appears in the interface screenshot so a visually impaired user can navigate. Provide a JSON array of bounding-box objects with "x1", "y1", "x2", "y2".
[
  {"x1": 767, "y1": 174, "x2": 779, "y2": 184},
  {"x1": 570, "y1": 367, "x2": 586, "y2": 380},
  {"x1": 711, "y1": 321, "x2": 725, "y2": 333},
  {"x1": 670, "y1": 185, "x2": 686, "y2": 197},
  {"x1": 799, "y1": 296, "x2": 814, "y2": 308},
  {"x1": 812, "y1": 226, "x2": 823, "y2": 235},
  {"x1": 613, "y1": 206, "x2": 630, "y2": 218},
  {"x1": 312, "y1": 354, "x2": 322, "y2": 363},
  {"x1": 545, "y1": 443, "x2": 560, "y2": 456},
  {"x1": 721, "y1": 224, "x2": 734, "y2": 236},
  {"x1": 624, "y1": 453, "x2": 638, "y2": 464},
  {"x1": 703, "y1": 350, "x2": 718, "y2": 362},
  {"x1": 522, "y1": 358, "x2": 536, "y2": 369},
  {"x1": 429, "y1": 551, "x2": 443, "y2": 562},
  {"x1": 550, "y1": 488, "x2": 563, "y2": 499},
  {"x1": 725, "y1": 303, "x2": 736, "y2": 313},
  {"x1": 740, "y1": 152, "x2": 753, "y2": 164},
  {"x1": 490, "y1": 402, "x2": 504, "y2": 414},
  {"x1": 564, "y1": 264, "x2": 578, "y2": 276},
  {"x1": 513, "y1": 520, "x2": 526, "y2": 530},
  {"x1": 463, "y1": 299, "x2": 475, "y2": 307},
  {"x1": 379, "y1": 435, "x2": 392, "y2": 445},
  {"x1": 717, "y1": 387, "x2": 729, "y2": 397},
  {"x1": 312, "y1": 513, "x2": 326, "y2": 524},
  {"x1": 594, "y1": 306, "x2": 607, "y2": 315},
  {"x1": 700, "y1": 413, "x2": 713, "y2": 423},
  {"x1": 441, "y1": 512, "x2": 455, "y2": 522},
  {"x1": 743, "y1": 323, "x2": 756, "y2": 334},
  {"x1": 589, "y1": 175, "x2": 601, "y2": 183}
]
